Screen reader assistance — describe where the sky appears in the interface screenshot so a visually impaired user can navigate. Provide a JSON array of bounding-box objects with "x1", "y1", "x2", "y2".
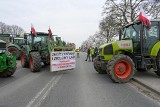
[{"x1": 0, "y1": 0, "x2": 106, "y2": 48}]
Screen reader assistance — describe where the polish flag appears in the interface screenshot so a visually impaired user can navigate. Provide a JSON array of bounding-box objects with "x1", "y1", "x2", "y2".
[
  {"x1": 48, "y1": 27, "x2": 52, "y2": 35},
  {"x1": 138, "y1": 6, "x2": 151, "y2": 29},
  {"x1": 31, "y1": 24, "x2": 37, "y2": 36}
]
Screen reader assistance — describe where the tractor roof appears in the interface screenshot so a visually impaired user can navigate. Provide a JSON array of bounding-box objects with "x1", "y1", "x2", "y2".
[
  {"x1": 150, "y1": 19, "x2": 160, "y2": 22},
  {"x1": 13, "y1": 37, "x2": 25, "y2": 40},
  {"x1": 0, "y1": 40, "x2": 6, "y2": 43},
  {"x1": 125, "y1": 19, "x2": 160, "y2": 27},
  {"x1": 36, "y1": 32, "x2": 48, "y2": 36},
  {"x1": 0, "y1": 34, "x2": 10, "y2": 37}
]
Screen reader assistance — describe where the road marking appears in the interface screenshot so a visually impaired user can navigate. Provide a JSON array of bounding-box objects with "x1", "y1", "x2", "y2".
[{"x1": 25, "y1": 73, "x2": 63, "y2": 107}]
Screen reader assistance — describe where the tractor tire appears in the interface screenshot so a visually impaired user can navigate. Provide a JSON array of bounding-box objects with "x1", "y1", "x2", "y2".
[
  {"x1": 8, "y1": 46, "x2": 20, "y2": 59},
  {"x1": 29, "y1": 52, "x2": 41, "y2": 72},
  {"x1": 21, "y1": 51, "x2": 29, "y2": 68},
  {"x1": 107, "y1": 54, "x2": 135, "y2": 83},
  {"x1": 0, "y1": 67, "x2": 16, "y2": 78},
  {"x1": 155, "y1": 51, "x2": 160, "y2": 76},
  {"x1": 93, "y1": 57, "x2": 106, "y2": 74}
]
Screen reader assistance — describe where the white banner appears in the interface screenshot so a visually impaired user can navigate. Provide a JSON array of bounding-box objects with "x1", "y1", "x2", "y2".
[{"x1": 50, "y1": 51, "x2": 76, "y2": 72}]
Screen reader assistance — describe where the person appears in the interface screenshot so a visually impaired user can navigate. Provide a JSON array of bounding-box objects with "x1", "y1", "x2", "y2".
[
  {"x1": 85, "y1": 47, "x2": 91, "y2": 61},
  {"x1": 94, "y1": 47, "x2": 98, "y2": 58},
  {"x1": 75, "y1": 49, "x2": 80, "y2": 58},
  {"x1": 91, "y1": 47, "x2": 95, "y2": 62}
]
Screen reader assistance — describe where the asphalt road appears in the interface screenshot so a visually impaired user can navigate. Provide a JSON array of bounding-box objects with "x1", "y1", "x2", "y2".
[{"x1": 0, "y1": 53, "x2": 159, "y2": 107}]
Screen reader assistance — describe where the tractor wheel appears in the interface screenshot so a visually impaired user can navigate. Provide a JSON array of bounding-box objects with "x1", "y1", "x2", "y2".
[
  {"x1": 107, "y1": 54, "x2": 135, "y2": 83},
  {"x1": 8, "y1": 46, "x2": 20, "y2": 59},
  {"x1": 29, "y1": 52, "x2": 41, "y2": 72},
  {"x1": 0, "y1": 67, "x2": 16, "y2": 78},
  {"x1": 21, "y1": 51, "x2": 29, "y2": 68},
  {"x1": 155, "y1": 51, "x2": 160, "y2": 76},
  {"x1": 93, "y1": 57, "x2": 106, "y2": 74}
]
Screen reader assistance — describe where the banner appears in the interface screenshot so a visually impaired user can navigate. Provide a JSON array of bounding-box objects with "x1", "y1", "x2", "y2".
[{"x1": 50, "y1": 51, "x2": 76, "y2": 72}]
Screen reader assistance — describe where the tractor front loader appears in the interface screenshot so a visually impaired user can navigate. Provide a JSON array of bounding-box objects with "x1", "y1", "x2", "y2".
[{"x1": 94, "y1": 19, "x2": 160, "y2": 83}]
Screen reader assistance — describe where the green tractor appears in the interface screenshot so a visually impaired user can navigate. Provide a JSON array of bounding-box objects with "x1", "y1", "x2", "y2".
[
  {"x1": 0, "y1": 34, "x2": 26, "y2": 59},
  {"x1": 94, "y1": 19, "x2": 160, "y2": 83},
  {"x1": 21, "y1": 32, "x2": 73, "y2": 72},
  {"x1": 0, "y1": 40, "x2": 16, "y2": 77}
]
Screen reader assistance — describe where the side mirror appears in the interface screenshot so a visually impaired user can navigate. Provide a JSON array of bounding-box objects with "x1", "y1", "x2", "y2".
[
  {"x1": 119, "y1": 29, "x2": 122, "y2": 40},
  {"x1": 24, "y1": 34, "x2": 28, "y2": 39}
]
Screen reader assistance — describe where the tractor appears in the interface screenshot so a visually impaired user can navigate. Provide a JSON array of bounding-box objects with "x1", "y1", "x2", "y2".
[
  {"x1": 21, "y1": 32, "x2": 73, "y2": 72},
  {"x1": 0, "y1": 34, "x2": 26, "y2": 59},
  {"x1": 0, "y1": 40, "x2": 16, "y2": 77},
  {"x1": 93, "y1": 19, "x2": 160, "y2": 83}
]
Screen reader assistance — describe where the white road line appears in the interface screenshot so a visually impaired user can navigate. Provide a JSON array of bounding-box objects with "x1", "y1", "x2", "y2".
[{"x1": 25, "y1": 73, "x2": 63, "y2": 107}]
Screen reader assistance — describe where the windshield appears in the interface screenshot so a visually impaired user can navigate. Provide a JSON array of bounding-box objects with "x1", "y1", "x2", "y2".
[
  {"x1": 0, "y1": 44, "x2": 6, "y2": 53},
  {"x1": 14, "y1": 39, "x2": 25, "y2": 45},
  {"x1": 122, "y1": 23, "x2": 141, "y2": 41},
  {"x1": 34, "y1": 36, "x2": 48, "y2": 43}
]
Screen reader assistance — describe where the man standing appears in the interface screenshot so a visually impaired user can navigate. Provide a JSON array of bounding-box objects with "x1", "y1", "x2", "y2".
[
  {"x1": 94, "y1": 47, "x2": 98, "y2": 58},
  {"x1": 75, "y1": 49, "x2": 80, "y2": 58},
  {"x1": 85, "y1": 47, "x2": 91, "y2": 61},
  {"x1": 91, "y1": 47, "x2": 95, "y2": 62}
]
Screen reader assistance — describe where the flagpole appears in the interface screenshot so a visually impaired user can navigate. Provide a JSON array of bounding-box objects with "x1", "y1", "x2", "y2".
[{"x1": 31, "y1": 24, "x2": 34, "y2": 46}]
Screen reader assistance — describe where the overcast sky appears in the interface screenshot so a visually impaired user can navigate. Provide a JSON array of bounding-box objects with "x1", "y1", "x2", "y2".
[{"x1": 0, "y1": 0, "x2": 106, "y2": 48}]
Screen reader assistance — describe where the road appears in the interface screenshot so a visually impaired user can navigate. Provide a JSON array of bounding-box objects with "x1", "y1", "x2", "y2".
[{"x1": 0, "y1": 53, "x2": 159, "y2": 107}]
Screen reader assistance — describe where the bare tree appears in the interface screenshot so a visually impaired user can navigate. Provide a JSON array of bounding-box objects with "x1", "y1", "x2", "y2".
[
  {"x1": 11, "y1": 25, "x2": 25, "y2": 35},
  {"x1": 81, "y1": 0, "x2": 160, "y2": 49},
  {"x1": 0, "y1": 22, "x2": 25, "y2": 34},
  {"x1": 0, "y1": 22, "x2": 7, "y2": 34},
  {"x1": 99, "y1": 16, "x2": 119, "y2": 43},
  {"x1": 99, "y1": 0, "x2": 160, "y2": 43}
]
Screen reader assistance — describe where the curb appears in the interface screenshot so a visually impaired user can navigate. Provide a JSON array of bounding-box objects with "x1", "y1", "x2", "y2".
[{"x1": 132, "y1": 78, "x2": 160, "y2": 95}]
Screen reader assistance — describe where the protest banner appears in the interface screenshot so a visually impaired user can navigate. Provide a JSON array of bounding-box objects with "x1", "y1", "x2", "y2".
[{"x1": 50, "y1": 51, "x2": 76, "y2": 72}]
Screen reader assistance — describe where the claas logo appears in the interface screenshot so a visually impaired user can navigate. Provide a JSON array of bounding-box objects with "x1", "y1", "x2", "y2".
[{"x1": 120, "y1": 43, "x2": 130, "y2": 47}]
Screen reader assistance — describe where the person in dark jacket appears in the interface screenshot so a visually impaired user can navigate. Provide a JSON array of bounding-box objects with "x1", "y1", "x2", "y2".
[
  {"x1": 85, "y1": 48, "x2": 91, "y2": 61},
  {"x1": 94, "y1": 47, "x2": 98, "y2": 58}
]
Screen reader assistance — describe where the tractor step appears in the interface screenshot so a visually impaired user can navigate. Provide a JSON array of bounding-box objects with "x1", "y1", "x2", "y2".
[{"x1": 135, "y1": 55, "x2": 157, "y2": 70}]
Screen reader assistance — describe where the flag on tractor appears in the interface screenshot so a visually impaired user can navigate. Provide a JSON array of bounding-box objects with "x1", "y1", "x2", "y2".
[
  {"x1": 48, "y1": 27, "x2": 53, "y2": 40},
  {"x1": 48, "y1": 27, "x2": 52, "y2": 35},
  {"x1": 138, "y1": 5, "x2": 151, "y2": 29},
  {"x1": 31, "y1": 24, "x2": 37, "y2": 36}
]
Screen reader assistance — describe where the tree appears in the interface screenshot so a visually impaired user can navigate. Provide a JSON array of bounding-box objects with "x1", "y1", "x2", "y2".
[
  {"x1": 0, "y1": 22, "x2": 6, "y2": 34},
  {"x1": 0, "y1": 21, "x2": 25, "y2": 34},
  {"x1": 99, "y1": 16, "x2": 119, "y2": 43},
  {"x1": 100, "y1": 0, "x2": 160, "y2": 42}
]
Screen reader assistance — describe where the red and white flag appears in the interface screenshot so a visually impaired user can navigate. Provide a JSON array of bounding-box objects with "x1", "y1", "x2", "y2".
[
  {"x1": 138, "y1": 5, "x2": 151, "y2": 29},
  {"x1": 48, "y1": 27, "x2": 52, "y2": 35},
  {"x1": 31, "y1": 24, "x2": 37, "y2": 36}
]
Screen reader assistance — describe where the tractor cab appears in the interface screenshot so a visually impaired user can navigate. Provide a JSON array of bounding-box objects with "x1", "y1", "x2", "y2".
[
  {"x1": 11, "y1": 37, "x2": 26, "y2": 46},
  {"x1": 33, "y1": 32, "x2": 48, "y2": 47},
  {"x1": 121, "y1": 20, "x2": 159, "y2": 56}
]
